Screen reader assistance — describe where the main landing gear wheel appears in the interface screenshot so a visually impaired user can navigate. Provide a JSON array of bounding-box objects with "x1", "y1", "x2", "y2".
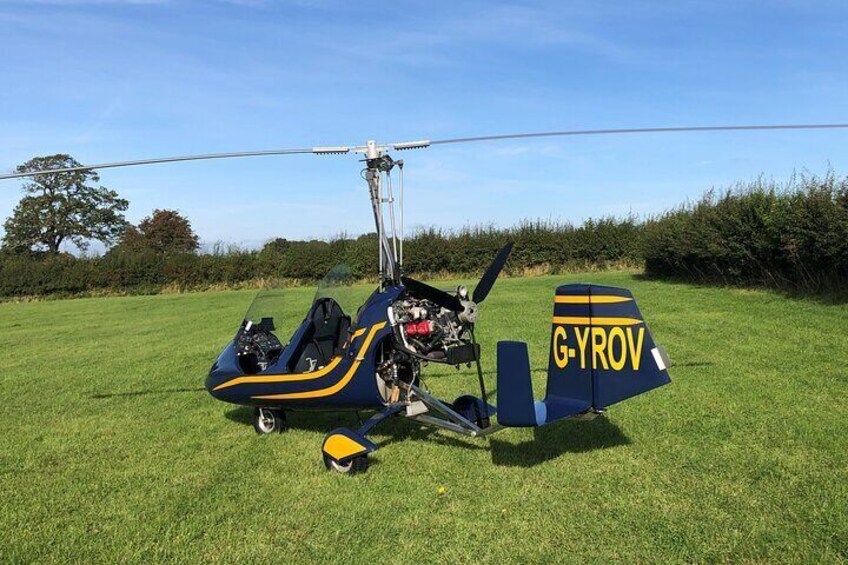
[
  {"x1": 252, "y1": 408, "x2": 286, "y2": 434},
  {"x1": 453, "y1": 395, "x2": 491, "y2": 429},
  {"x1": 323, "y1": 453, "x2": 369, "y2": 475}
]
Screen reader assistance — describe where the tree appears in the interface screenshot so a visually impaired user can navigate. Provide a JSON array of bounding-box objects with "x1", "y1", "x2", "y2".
[
  {"x1": 116, "y1": 209, "x2": 199, "y2": 255},
  {"x1": 261, "y1": 238, "x2": 291, "y2": 255},
  {"x1": 2, "y1": 154, "x2": 128, "y2": 254}
]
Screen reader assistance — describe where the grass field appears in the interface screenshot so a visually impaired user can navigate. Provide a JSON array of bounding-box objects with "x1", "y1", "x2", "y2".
[{"x1": 1, "y1": 271, "x2": 847, "y2": 563}]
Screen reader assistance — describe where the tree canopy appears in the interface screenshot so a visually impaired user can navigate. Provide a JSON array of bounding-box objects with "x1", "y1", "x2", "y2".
[
  {"x1": 2, "y1": 154, "x2": 128, "y2": 254},
  {"x1": 116, "y1": 209, "x2": 200, "y2": 255}
]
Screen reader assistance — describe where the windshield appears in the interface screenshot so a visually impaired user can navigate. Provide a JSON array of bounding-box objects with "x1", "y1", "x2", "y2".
[
  {"x1": 243, "y1": 287, "x2": 287, "y2": 329},
  {"x1": 313, "y1": 264, "x2": 362, "y2": 319},
  {"x1": 241, "y1": 284, "x2": 311, "y2": 341},
  {"x1": 240, "y1": 264, "x2": 370, "y2": 339}
]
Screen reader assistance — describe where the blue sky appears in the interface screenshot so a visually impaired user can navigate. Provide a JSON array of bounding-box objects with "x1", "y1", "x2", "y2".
[{"x1": 1, "y1": 0, "x2": 846, "y2": 252}]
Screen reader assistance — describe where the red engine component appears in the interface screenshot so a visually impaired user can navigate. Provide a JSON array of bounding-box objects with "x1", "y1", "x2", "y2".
[{"x1": 404, "y1": 320, "x2": 432, "y2": 337}]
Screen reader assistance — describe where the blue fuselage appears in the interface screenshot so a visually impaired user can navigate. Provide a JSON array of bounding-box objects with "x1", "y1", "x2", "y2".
[{"x1": 206, "y1": 286, "x2": 402, "y2": 410}]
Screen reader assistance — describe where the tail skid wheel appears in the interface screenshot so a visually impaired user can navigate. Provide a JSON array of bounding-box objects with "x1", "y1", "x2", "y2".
[
  {"x1": 323, "y1": 453, "x2": 369, "y2": 475},
  {"x1": 253, "y1": 408, "x2": 286, "y2": 434}
]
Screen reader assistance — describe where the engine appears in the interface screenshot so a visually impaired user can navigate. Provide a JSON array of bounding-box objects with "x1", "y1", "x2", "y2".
[{"x1": 389, "y1": 293, "x2": 479, "y2": 365}]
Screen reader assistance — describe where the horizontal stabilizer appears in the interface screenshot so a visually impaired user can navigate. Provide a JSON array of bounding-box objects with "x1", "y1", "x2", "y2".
[{"x1": 496, "y1": 341, "x2": 591, "y2": 427}]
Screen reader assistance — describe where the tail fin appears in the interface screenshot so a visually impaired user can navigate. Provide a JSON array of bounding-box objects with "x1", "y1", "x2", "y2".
[
  {"x1": 497, "y1": 284, "x2": 671, "y2": 427},
  {"x1": 549, "y1": 284, "x2": 670, "y2": 409}
]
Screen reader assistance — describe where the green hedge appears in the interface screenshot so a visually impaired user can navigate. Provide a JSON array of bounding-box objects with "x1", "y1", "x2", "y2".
[
  {"x1": 3, "y1": 172, "x2": 846, "y2": 298},
  {"x1": 643, "y1": 172, "x2": 848, "y2": 291},
  {"x1": 0, "y1": 217, "x2": 641, "y2": 297}
]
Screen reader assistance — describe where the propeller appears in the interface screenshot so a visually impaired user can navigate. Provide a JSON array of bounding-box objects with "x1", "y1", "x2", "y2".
[
  {"x1": 400, "y1": 276, "x2": 463, "y2": 312},
  {"x1": 401, "y1": 241, "x2": 514, "y2": 312},
  {"x1": 472, "y1": 242, "x2": 514, "y2": 304},
  {"x1": 464, "y1": 242, "x2": 515, "y2": 422}
]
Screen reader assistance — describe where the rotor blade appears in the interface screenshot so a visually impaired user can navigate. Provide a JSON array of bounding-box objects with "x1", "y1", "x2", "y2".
[
  {"x1": 472, "y1": 242, "x2": 514, "y2": 304},
  {"x1": 426, "y1": 123, "x2": 848, "y2": 146},
  {"x1": 0, "y1": 147, "x2": 333, "y2": 181},
  {"x1": 7, "y1": 122, "x2": 847, "y2": 180},
  {"x1": 401, "y1": 276, "x2": 463, "y2": 312}
]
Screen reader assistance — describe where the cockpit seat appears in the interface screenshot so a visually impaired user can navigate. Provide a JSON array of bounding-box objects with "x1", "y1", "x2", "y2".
[{"x1": 291, "y1": 297, "x2": 350, "y2": 373}]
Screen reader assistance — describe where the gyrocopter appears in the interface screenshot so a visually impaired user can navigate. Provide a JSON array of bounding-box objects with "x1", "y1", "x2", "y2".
[{"x1": 3, "y1": 123, "x2": 846, "y2": 473}]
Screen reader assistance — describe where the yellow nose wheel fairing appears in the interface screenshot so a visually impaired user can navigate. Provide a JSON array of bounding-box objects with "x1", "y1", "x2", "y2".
[{"x1": 322, "y1": 429, "x2": 378, "y2": 468}]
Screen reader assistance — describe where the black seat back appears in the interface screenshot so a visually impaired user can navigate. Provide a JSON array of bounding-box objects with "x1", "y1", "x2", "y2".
[{"x1": 298, "y1": 297, "x2": 350, "y2": 369}]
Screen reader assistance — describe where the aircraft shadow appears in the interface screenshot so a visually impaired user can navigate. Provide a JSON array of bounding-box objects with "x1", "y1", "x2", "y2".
[
  {"x1": 224, "y1": 406, "x2": 361, "y2": 433},
  {"x1": 489, "y1": 416, "x2": 630, "y2": 468},
  {"x1": 224, "y1": 406, "x2": 490, "y2": 452},
  {"x1": 225, "y1": 406, "x2": 629, "y2": 465}
]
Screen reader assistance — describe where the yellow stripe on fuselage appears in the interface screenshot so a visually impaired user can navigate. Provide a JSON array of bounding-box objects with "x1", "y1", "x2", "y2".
[
  {"x1": 345, "y1": 328, "x2": 367, "y2": 346},
  {"x1": 554, "y1": 295, "x2": 632, "y2": 304},
  {"x1": 551, "y1": 316, "x2": 642, "y2": 326},
  {"x1": 251, "y1": 321, "x2": 387, "y2": 401},
  {"x1": 213, "y1": 327, "x2": 368, "y2": 391},
  {"x1": 213, "y1": 356, "x2": 343, "y2": 391}
]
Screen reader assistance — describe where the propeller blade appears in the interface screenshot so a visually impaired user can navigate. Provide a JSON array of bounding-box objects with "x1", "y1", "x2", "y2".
[
  {"x1": 401, "y1": 276, "x2": 463, "y2": 312},
  {"x1": 472, "y1": 242, "x2": 514, "y2": 304}
]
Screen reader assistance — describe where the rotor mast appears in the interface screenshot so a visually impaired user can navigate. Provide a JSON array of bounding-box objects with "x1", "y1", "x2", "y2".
[{"x1": 359, "y1": 140, "x2": 404, "y2": 287}]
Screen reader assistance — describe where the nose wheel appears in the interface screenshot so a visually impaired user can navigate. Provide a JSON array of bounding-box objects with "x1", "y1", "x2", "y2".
[
  {"x1": 323, "y1": 453, "x2": 369, "y2": 474},
  {"x1": 253, "y1": 408, "x2": 286, "y2": 434}
]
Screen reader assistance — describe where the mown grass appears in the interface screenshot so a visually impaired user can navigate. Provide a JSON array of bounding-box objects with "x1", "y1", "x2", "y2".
[{"x1": 1, "y1": 272, "x2": 846, "y2": 563}]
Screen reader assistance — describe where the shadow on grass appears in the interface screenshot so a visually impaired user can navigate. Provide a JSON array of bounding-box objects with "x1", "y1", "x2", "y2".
[
  {"x1": 224, "y1": 406, "x2": 360, "y2": 433},
  {"x1": 375, "y1": 418, "x2": 491, "y2": 452},
  {"x1": 225, "y1": 406, "x2": 403, "y2": 437},
  {"x1": 225, "y1": 406, "x2": 629, "y2": 465},
  {"x1": 490, "y1": 416, "x2": 630, "y2": 467},
  {"x1": 224, "y1": 406, "x2": 490, "y2": 452},
  {"x1": 91, "y1": 386, "x2": 206, "y2": 399}
]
